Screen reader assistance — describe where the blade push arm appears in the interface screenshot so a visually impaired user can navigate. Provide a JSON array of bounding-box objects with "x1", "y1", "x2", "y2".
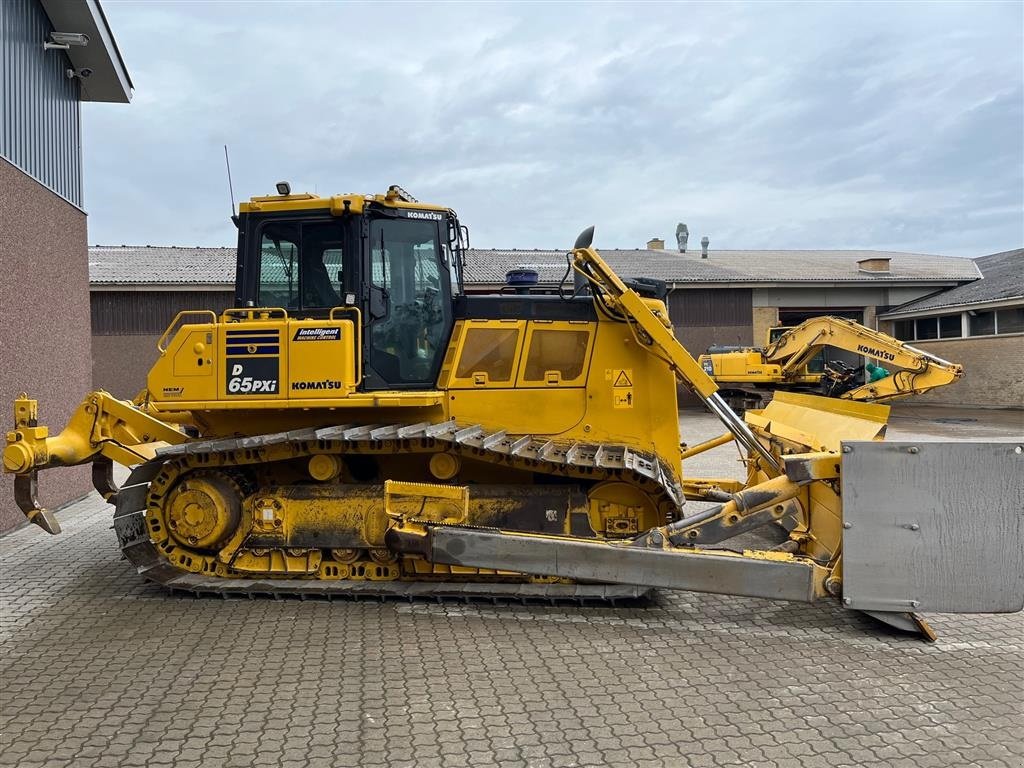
[{"x1": 764, "y1": 316, "x2": 963, "y2": 401}]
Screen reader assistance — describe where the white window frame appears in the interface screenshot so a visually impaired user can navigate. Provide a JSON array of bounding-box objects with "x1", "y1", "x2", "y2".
[{"x1": 890, "y1": 304, "x2": 1024, "y2": 341}]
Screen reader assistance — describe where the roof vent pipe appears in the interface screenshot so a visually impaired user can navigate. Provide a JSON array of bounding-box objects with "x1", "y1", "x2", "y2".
[
  {"x1": 701, "y1": 236, "x2": 709, "y2": 258},
  {"x1": 676, "y1": 223, "x2": 689, "y2": 253}
]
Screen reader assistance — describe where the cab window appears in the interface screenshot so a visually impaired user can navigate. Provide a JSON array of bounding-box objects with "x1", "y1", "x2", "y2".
[{"x1": 258, "y1": 220, "x2": 344, "y2": 310}]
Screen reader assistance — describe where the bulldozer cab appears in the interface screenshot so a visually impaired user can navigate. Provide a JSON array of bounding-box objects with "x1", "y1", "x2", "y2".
[{"x1": 234, "y1": 196, "x2": 462, "y2": 391}]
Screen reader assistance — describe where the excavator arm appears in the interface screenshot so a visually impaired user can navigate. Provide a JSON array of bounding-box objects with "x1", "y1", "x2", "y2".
[{"x1": 765, "y1": 316, "x2": 963, "y2": 401}]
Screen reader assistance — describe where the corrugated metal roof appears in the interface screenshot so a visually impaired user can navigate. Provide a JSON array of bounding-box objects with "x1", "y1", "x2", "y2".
[
  {"x1": 89, "y1": 244, "x2": 981, "y2": 287},
  {"x1": 878, "y1": 249, "x2": 1023, "y2": 316}
]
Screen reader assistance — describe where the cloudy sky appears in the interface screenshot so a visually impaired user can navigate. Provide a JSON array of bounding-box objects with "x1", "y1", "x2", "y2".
[{"x1": 85, "y1": 1, "x2": 1022, "y2": 256}]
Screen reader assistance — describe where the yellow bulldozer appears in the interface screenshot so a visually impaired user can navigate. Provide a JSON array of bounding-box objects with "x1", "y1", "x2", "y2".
[
  {"x1": 5, "y1": 185, "x2": 1022, "y2": 640},
  {"x1": 698, "y1": 317, "x2": 964, "y2": 412}
]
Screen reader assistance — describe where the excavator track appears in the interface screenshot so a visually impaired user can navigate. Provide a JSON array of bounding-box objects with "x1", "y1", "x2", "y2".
[{"x1": 111, "y1": 419, "x2": 684, "y2": 601}]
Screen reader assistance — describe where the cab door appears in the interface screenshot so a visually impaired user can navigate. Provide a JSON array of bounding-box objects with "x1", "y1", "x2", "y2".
[{"x1": 363, "y1": 213, "x2": 454, "y2": 390}]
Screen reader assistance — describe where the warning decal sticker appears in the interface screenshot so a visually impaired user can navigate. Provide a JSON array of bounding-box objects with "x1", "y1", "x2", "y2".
[{"x1": 607, "y1": 368, "x2": 634, "y2": 409}]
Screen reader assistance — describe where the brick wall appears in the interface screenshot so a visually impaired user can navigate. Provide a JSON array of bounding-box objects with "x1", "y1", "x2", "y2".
[
  {"x1": 899, "y1": 335, "x2": 1024, "y2": 408},
  {"x1": 0, "y1": 159, "x2": 92, "y2": 532},
  {"x1": 752, "y1": 307, "x2": 779, "y2": 347}
]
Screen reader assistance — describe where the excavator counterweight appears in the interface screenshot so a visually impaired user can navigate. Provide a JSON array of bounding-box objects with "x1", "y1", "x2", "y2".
[{"x1": 5, "y1": 188, "x2": 1020, "y2": 640}]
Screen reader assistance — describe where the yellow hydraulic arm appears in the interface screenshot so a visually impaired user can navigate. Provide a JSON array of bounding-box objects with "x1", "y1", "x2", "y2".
[
  {"x1": 765, "y1": 316, "x2": 964, "y2": 401},
  {"x1": 569, "y1": 227, "x2": 783, "y2": 475}
]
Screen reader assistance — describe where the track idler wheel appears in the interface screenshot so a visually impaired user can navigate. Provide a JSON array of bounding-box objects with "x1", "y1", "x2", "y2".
[
  {"x1": 330, "y1": 548, "x2": 362, "y2": 564},
  {"x1": 369, "y1": 548, "x2": 398, "y2": 565},
  {"x1": 164, "y1": 472, "x2": 242, "y2": 550}
]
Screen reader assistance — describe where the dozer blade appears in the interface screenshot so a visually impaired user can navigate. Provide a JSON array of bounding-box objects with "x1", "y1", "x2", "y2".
[
  {"x1": 840, "y1": 440, "x2": 1024, "y2": 615},
  {"x1": 745, "y1": 390, "x2": 890, "y2": 452}
]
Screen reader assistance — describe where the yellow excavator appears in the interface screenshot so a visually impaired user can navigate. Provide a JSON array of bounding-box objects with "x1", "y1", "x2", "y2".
[
  {"x1": 4, "y1": 185, "x2": 1021, "y2": 640},
  {"x1": 698, "y1": 317, "x2": 964, "y2": 412}
]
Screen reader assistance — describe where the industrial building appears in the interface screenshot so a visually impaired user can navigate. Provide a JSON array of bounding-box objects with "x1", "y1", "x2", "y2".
[
  {"x1": 459, "y1": 243, "x2": 980, "y2": 366},
  {"x1": 86, "y1": 241, "x2": 1003, "y2": 405},
  {"x1": 878, "y1": 249, "x2": 1024, "y2": 408},
  {"x1": 1, "y1": 0, "x2": 131, "y2": 532}
]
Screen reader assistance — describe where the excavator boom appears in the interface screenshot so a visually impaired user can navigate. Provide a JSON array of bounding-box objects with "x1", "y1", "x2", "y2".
[
  {"x1": 766, "y1": 315, "x2": 963, "y2": 401},
  {"x1": 699, "y1": 315, "x2": 963, "y2": 408}
]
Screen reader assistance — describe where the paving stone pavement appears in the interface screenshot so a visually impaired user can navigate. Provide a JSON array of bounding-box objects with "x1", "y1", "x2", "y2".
[{"x1": 1, "y1": 408, "x2": 1022, "y2": 768}]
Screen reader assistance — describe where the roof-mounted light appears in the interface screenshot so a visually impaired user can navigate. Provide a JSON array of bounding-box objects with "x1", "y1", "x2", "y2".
[
  {"x1": 275, "y1": 181, "x2": 291, "y2": 196},
  {"x1": 386, "y1": 184, "x2": 418, "y2": 203}
]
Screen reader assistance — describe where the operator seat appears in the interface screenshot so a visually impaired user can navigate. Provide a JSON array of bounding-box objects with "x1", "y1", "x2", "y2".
[{"x1": 303, "y1": 254, "x2": 342, "y2": 307}]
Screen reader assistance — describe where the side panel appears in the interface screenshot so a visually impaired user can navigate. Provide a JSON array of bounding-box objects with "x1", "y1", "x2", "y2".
[
  {"x1": 841, "y1": 441, "x2": 1024, "y2": 613},
  {"x1": 150, "y1": 317, "x2": 357, "y2": 403},
  {"x1": 148, "y1": 322, "x2": 216, "y2": 403},
  {"x1": 287, "y1": 319, "x2": 356, "y2": 398},
  {"x1": 221, "y1": 324, "x2": 286, "y2": 398}
]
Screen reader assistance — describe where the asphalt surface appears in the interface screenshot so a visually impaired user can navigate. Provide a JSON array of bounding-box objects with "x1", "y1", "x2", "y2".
[{"x1": 1, "y1": 406, "x2": 1022, "y2": 768}]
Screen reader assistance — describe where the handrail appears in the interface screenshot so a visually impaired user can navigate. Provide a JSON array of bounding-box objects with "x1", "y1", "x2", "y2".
[
  {"x1": 222, "y1": 307, "x2": 289, "y2": 322},
  {"x1": 156, "y1": 310, "x2": 217, "y2": 353},
  {"x1": 330, "y1": 305, "x2": 364, "y2": 387}
]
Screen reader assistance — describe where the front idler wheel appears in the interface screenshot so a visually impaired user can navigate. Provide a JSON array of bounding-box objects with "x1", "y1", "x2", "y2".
[{"x1": 164, "y1": 472, "x2": 243, "y2": 550}]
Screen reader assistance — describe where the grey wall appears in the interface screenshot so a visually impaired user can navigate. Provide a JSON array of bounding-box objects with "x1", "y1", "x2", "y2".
[
  {"x1": 667, "y1": 288, "x2": 754, "y2": 353},
  {"x1": 92, "y1": 334, "x2": 162, "y2": 399},
  {"x1": 667, "y1": 288, "x2": 754, "y2": 406},
  {"x1": 752, "y1": 285, "x2": 941, "y2": 310},
  {"x1": 0, "y1": 0, "x2": 83, "y2": 207},
  {"x1": 91, "y1": 290, "x2": 235, "y2": 335}
]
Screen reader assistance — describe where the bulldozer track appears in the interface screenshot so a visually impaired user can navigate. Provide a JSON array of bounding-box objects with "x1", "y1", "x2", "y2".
[{"x1": 111, "y1": 419, "x2": 682, "y2": 601}]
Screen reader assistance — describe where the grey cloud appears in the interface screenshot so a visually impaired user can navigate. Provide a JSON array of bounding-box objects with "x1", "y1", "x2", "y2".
[{"x1": 84, "y1": 1, "x2": 1022, "y2": 256}]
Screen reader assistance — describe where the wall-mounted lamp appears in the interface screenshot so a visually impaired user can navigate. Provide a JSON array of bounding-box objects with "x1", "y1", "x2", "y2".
[{"x1": 45, "y1": 31, "x2": 90, "y2": 51}]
